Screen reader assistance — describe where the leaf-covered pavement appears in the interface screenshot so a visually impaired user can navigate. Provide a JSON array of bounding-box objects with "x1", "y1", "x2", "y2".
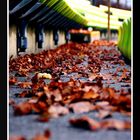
[{"x1": 9, "y1": 40, "x2": 131, "y2": 140}]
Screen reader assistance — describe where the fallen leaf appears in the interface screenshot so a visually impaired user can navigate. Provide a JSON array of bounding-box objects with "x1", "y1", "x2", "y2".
[
  {"x1": 9, "y1": 77, "x2": 17, "y2": 85},
  {"x1": 95, "y1": 101, "x2": 118, "y2": 112},
  {"x1": 69, "y1": 116, "x2": 101, "y2": 131},
  {"x1": 9, "y1": 98, "x2": 15, "y2": 105},
  {"x1": 17, "y1": 90, "x2": 34, "y2": 98},
  {"x1": 17, "y1": 82, "x2": 32, "y2": 89},
  {"x1": 48, "y1": 103, "x2": 69, "y2": 118},
  {"x1": 88, "y1": 73, "x2": 98, "y2": 81},
  {"x1": 9, "y1": 41, "x2": 131, "y2": 131},
  {"x1": 82, "y1": 89, "x2": 99, "y2": 100},
  {"x1": 9, "y1": 135, "x2": 26, "y2": 140},
  {"x1": 32, "y1": 129, "x2": 51, "y2": 140},
  {"x1": 37, "y1": 73, "x2": 52, "y2": 79},
  {"x1": 95, "y1": 110, "x2": 112, "y2": 119},
  {"x1": 96, "y1": 101, "x2": 110, "y2": 107},
  {"x1": 101, "y1": 119, "x2": 131, "y2": 130},
  {"x1": 15, "y1": 71, "x2": 28, "y2": 77},
  {"x1": 100, "y1": 73, "x2": 112, "y2": 80},
  {"x1": 36, "y1": 115, "x2": 49, "y2": 122},
  {"x1": 69, "y1": 101, "x2": 95, "y2": 113},
  {"x1": 13, "y1": 102, "x2": 32, "y2": 115}
]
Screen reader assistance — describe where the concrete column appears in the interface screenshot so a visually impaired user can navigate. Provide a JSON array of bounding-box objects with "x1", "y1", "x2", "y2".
[
  {"x1": 26, "y1": 26, "x2": 36, "y2": 54},
  {"x1": 44, "y1": 30, "x2": 54, "y2": 50},
  {"x1": 101, "y1": 33, "x2": 106, "y2": 40},
  {"x1": 35, "y1": 31, "x2": 45, "y2": 54},
  {"x1": 9, "y1": 25, "x2": 67, "y2": 58},
  {"x1": 58, "y1": 30, "x2": 65, "y2": 46},
  {"x1": 9, "y1": 25, "x2": 17, "y2": 58}
]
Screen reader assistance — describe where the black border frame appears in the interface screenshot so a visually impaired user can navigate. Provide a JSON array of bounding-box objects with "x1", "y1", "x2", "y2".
[
  {"x1": 133, "y1": 0, "x2": 140, "y2": 139},
  {"x1": 0, "y1": 0, "x2": 7, "y2": 140},
  {"x1": 0, "y1": 0, "x2": 139, "y2": 140}
]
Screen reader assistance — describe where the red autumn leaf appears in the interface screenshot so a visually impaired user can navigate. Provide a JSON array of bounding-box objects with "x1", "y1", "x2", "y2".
[
  {"x1": 82, "y1": 89, "x2": 99, "y2": 100},
  {"x1": 17, "y1": 90, "x2": 34, "y2": 98},
  {"x1": 13, "y1": 102, "x2": 32, "y2": 115},
  {"x1": 31, "y1": 73, "x2": 39, "y2": 84},
  {"x1": 113, "y1": 94, "x2": 131, "y2": 109},
  {"x1": 62, "y1": 91, "x2": 84, "y2": 104},
  {"x1": 69, "y1": 116, "x2": 101, "y2": 131},
  {"x1": 32, "y1": 129, "x2": 51, "y2": 140},
  {"x1": 15, "y1": 70, "x2": 28, "y2": 77},
  {"x1": 17, "y1": 82, "x2": 32, "y2": 89},
  {"x1": 9, "y1": 77, "x2": 18, "y2": 85},
  {"x1": 13, "y1": 101, "x2": 48, "y2": 116},
  {"x1": 31, "y1": 101, "x2": 48, "y2": 113},
  {"x1": 31, "y1": 80, "x2": 46, "y2": 91},
  {"x1": 36, "y1": 115, "x2": 49, "y2": 122}
]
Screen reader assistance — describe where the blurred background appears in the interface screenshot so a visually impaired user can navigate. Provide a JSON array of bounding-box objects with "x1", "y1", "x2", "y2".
[{"x1": 9, "y1": 0, "x2": 132, "y2": 58}]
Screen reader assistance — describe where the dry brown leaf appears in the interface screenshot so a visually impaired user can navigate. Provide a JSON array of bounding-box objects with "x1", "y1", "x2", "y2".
[
  {"x1": 101, "y1": 119, "x2": 131, "y2": 130},
  {"x1": 96, "y1": 101, "x2": 110, "y2": 107},
  {"x1": 9, "y1": 98, "x2": 15, "y2": 105},
  {"x1": 95, "y1": 101, "x2": 117, "y2": 111},
  {"x1": 15, "y1": 71, "x2": 28, "y2": 77},
  {"x1": 48, "y1": 103, "x2": 69, "y2": 118},
  {"x1": 9, "y1": 135, "x2": 26, "y2": 140},
  {"x1": 13, "y1": 102, "x2": 32, "y2": 115},
  {"x1": 82, "y1": 85, "x2": 100, "y2": 93},
  {"x1": 88, "y1": 73, "x2": 98, "y2": 81},
  {"x1": 31, "y1": 101, "x2": 48, "y2": 113},
  {"x1": 36, "y1": 115, "x2": 49, "y2": 122},
  {"x1": 9, "y1": 77, "x2": 18, "y2": 85},
  {"x1": 82, "y1": 89, "x2": 99, "y2": 100},
  {"x1": 62, "y1": 91, "x2": 84, "y2": 104},
  {"x1": 69, "y1": 101, "x2": 95, "y2": 113},
  {"x1": 17, "y1": 90, "x2": 33, "y2": 98},
  {"x1": 17, "y1": 82, "x2": 32, "y2": 89},
  {"x1": 95, "y1": 110, "x2": 112, "y2": 119},
  {"x1": 32, "y1": 129, "x2": 51, "y2": 140},
  {"x1": 100, "y1": 73, "x2": 112, "y2": 80},
  {"x1": 69, "y1": 116, "x2": 101, "y2": 131},
  {"x1": 49, "y1": 89, "x2": 62, "y2": 102}
]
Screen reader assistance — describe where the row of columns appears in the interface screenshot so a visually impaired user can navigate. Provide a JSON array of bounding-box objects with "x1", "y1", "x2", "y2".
[
  {"x1": 100, "y1": 32, "x2": 118, "y2": 40},
  {"x1": 14, "y1": 20, "x2": 70, "y2": 55},
  {"x1": 9, "y1": 21, "x2": 70, "y2": 58}
]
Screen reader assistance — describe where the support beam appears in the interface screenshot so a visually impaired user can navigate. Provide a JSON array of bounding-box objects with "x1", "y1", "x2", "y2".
[{"x1": 107, "y1": 0, "x2": 111, "y2": 42}]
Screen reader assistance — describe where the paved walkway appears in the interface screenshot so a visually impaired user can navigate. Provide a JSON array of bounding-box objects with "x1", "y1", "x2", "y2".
[{"x1": 9, "y1": 44, "x2": 131, "y2": 140}]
